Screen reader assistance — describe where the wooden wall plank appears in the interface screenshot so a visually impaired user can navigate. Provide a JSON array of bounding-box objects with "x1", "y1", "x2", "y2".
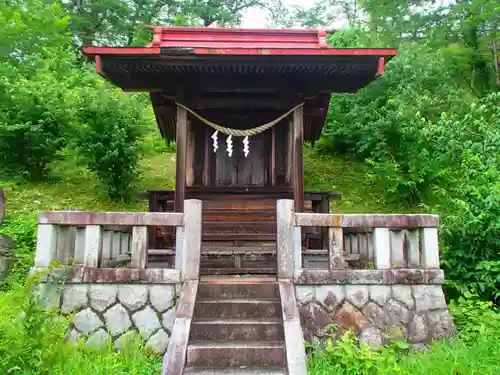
[
  {"x1": 271, "y1": 126, "x2": 276, "y2": 186},
  {"x1": 186, "y1": 120, "x2": 195, "y2": 187},
  {"x1": 203, "y1": 124, "x2": 211, "y2": 187},
  {"x1": 285, "y1": 120, "x2": 293, "y2": 185}
]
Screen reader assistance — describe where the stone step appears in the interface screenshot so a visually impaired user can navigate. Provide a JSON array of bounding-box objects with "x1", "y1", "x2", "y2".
[
  {"x1": 186, "y1": 341, "x2": 286, "y2": 368},
  {"x1": 198, "y1": 282, "x2": 279, "y2": 300},
  {"x1": 184, "y1": 368, "x2": 287, "y2": 375},
  {"x1": 190, "y1": 319, "x2": 284, "y2": 341},
  {"x1": 194, "y1": 299, "x2": 282, "y2": 319}
]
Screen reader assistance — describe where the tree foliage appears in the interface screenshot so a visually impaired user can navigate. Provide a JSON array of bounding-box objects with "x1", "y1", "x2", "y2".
[
  {"x1": 312, "y1": 0, "x2": 499, "y2": 303},
  {"x1": 74, "y1": 78, "x2": 146, "y2": 201}
]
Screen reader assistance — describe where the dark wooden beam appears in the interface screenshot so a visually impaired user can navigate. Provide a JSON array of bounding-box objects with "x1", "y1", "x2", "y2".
[
  {"x1": 293, "y1": 106, "x2": 304, "y2": 212},
  {"x1": 189, "y1": 97, "x2": 295, "y2": 110},
  {"x1": 174, "y1": 106, "x2": 187, "y2": 212}
]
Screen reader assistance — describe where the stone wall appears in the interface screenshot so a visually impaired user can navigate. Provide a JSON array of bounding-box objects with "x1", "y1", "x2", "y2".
[
  {"x1": 296, "y1": 284, "x2": 456, "y2": 348},
  {"x1": 43, "y1": 283, "x2": 180, "y2": 354}
]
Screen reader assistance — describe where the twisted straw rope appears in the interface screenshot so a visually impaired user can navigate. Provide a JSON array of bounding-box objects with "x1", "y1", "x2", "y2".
[{"x1": 175, "y1": 102, "x2": 305, "y2": 137}]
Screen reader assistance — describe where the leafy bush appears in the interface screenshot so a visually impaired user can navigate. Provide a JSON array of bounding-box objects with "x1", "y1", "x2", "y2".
[
  {"x1": 448, "y1": 293, "x2": 500, "y2": 341},
  {"x1": 308, "y1": 330, "x2": 400, "y2": 375},
  {"x1": 75, "y1": 78, "x2": 146, "y2": 201},
  {"x1": 318, "y1": 43, "x2": 465, "y2": 205},
  {"x1": 0, "y1": 214, "x2": 37, "y2": 291},
  {"x1": 0, "y1": 272, "x2": 162, "y2": 374},
  {"x1": 307, "y1": 296, "x2": 500, "y2": 374},
  {"x1": 433, "y1": 94, "x2": 500, "y2": 302},
  {"x1": 0, "y1": 68, "x2": 74, "y2": 180}
]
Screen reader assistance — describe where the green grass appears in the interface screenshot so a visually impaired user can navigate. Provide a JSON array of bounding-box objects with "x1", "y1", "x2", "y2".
[
  {"x1": 0, "y1": 287, "x2": 163, "y2": 374},
  {"x1": 304, "y1": 146, "x2": 402, "y2": 213},
  {"x1": 308, "y1": 333, "x2": 500, "y2": 375},
  {"x1": 0, "y1": 151, "x2": 177, "y2": 217},
  {"x1": 1, "y1": 145, "x2": 405, "y2": 221}
]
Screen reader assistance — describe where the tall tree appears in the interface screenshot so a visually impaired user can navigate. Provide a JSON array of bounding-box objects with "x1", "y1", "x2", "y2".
[{"x1": 293, "y1": 0, "x2": 360, "y2": 29}]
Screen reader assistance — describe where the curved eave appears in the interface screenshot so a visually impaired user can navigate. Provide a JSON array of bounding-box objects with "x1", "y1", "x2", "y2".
[{"x1": 83, "y1": 46, "x2": 396, "y2": 143}]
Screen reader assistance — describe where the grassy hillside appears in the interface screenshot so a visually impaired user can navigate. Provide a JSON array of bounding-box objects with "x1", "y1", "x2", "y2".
[{"x1": 1, "y1": 145, "x2": 406, "y2": 222}]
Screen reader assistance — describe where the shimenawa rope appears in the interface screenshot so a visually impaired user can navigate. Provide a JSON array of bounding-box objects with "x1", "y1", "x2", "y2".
[{"x1": 175, "y1": 102, "x2": 305, "y2": 137}]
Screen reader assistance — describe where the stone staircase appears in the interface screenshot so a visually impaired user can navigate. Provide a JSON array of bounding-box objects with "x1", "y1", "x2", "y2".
[{"x1": 184, "y1": 278, "x2": 288, "y2": 374}]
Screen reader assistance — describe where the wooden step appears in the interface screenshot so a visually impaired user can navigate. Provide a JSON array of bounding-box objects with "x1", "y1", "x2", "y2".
[
  {"x1": 202, "y1": 233, "x2": 277, "y2": 241},
  {"x1": 190, "y1": 319, "x2": 284, "y2": 341},
  {"x1": 194, "y1": 299, "x2": 281, "y2": 319},
  {"x1": 184, "y1": 368, "x2": 287, "y2": 375},
  {"x1": 200, "y1": 268, "x2": 277, "y2": 275},
  {"x1": 198, "y1": 282, "x2": 279, "y2": 300},
  {"x1": 186, "y1": 341, "x2": 286, "y2": 368},
  {"x1": 201, "y1": 246, "x2": 276, "y2": 255},
  {"x1": 203, "y1": 211, "x2": 276, "y2": 222},
  {"x1": 201, "y1": 199, "x2": 312, "y2": 212},
  {"x1": 202, "y1": 222, "x2": 276, "y2": 233}
]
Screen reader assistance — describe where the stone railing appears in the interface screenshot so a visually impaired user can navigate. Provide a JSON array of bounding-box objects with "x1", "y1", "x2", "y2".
[
  {"x1": 277, "y1": 199, "x2": 455, "y2": 347},
  {"x1": 277, "y1": 199, "x2": 441, "y2": 283},
  {"x1": 34, "y1": 199, "x2": 202, "y2": 283}
]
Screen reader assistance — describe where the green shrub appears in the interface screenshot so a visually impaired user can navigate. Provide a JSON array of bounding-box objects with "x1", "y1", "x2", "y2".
[
  {"x1": 307, "y1": 296, "x2": 500, "y2": 374},
  {"x1": 75, "y1": 78, "x2": 146, "y2": 201},
  {"x1": 0, "y1": 271, "x2": 162, "y2": 374},
  {"x1": 448, "y1": 293, "x2": 500, "y2": 341},
  {"x1": 0, "y1": 214, "x2": 37, "y2": 291},
  {"x1": 0, "y1": 68, "x2": 74, "y2": 180}
]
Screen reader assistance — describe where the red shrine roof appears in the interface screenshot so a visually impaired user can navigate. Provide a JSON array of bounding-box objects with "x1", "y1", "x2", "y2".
[
  {"x1": 83, "y1": 26, "x2": 396, "y2": 142},
  {"x1": 85, "y1": 26, "x2": 396, "y2": 57}
]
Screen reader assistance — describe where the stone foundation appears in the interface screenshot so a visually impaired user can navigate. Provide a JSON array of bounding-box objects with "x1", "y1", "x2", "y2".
[
  {"x1": 42, "y1": 283, "x2": 179, "y2": 353},
  {"x1": 296, "y1": 284, "x2": 456, "y2": 347}
]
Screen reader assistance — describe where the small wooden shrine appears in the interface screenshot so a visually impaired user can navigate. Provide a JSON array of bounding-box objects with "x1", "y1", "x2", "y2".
[{"x1": 83, "y1": 26, "x2": 396, "y2": 274}]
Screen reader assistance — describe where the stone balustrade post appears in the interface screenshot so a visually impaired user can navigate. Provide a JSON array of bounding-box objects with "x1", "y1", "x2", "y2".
[
  {"x1": 35, "y1": 224, "x2": 58, "y2": 268},
  {"x1": 373, "y1": 227, "x2": 391, "y2": 269},
  {"x1": 277, "y1": 199, "x2": 295, "y2": 280},
  {"x1": 180, "y1": 199, "x2": 202, "y2": 280}
]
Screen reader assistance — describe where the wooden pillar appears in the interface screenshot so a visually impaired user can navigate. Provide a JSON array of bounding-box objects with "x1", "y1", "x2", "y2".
[
  {"x1": 174, "y1": 106, "x2": 187, "y2": 212},
  {"x1": 293, "y1": 106, "x2": 304, "y2": 212}
]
